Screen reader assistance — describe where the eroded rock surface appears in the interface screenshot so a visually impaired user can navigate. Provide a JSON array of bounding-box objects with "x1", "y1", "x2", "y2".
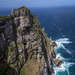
[{"x1": 0, "y1": 6, "x2": 62, "y2": 75}]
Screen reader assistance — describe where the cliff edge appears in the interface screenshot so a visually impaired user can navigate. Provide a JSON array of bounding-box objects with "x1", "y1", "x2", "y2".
[{"x1": 0, "y1": 6, "x2": 63, "y2": 75}]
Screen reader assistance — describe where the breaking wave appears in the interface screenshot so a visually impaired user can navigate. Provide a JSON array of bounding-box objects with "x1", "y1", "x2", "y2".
[
  {"x1": 53, "y1": 38, "x2": 75, "y2": 75},
  {"x1": 55, "y1": 38, "x2": 72, "y2": 54}
]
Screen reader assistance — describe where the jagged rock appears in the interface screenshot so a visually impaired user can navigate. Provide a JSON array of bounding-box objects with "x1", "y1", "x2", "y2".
[
  {"x1": 40, "y1": 64, "x2": 48, "y2": 75},
  {"x1": 11, "y1": 6, "x2": 30, "y2": 17},
  {"x1": 51, "y1": 51, "x2": 56, "y2": 58},
  {"x1": 0, "y1": 6, "x2": 62, "y2": 75},
  {"x1": 54, "y1": 59, "x2": 63, "y2": 67}
]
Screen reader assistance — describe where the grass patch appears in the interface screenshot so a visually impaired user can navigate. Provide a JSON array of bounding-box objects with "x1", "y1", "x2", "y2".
[
  {"x1": 0, "y1": 16, "x2": 11, "y2": 19},
  {"x1": 20, "y1": 58, "x2": 41, "y2": 75}
]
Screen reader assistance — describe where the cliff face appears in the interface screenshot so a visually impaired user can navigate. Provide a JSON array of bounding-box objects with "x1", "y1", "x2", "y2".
[{"x1": 0, "y1": 6, "x2": 62, "y2": 75}]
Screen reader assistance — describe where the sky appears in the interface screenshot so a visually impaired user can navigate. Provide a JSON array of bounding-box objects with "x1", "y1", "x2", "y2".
[{"x1": 0, "y1": 0, "x2": 75, "y2": 8}]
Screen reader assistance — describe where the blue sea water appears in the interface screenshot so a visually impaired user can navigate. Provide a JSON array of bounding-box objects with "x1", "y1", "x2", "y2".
[{"x1": 0, "y1": 7, "x2": 75, "y2": 75}]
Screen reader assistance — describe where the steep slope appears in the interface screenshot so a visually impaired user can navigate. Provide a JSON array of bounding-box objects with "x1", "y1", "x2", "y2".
[{"x1": 0, "y1": 6, "x2": 63, "y2": 75}]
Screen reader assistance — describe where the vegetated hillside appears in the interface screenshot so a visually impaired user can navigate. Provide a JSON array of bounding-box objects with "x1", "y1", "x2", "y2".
[{"x1": 0, "y1": 6, "x2": 63, "y2": 75}]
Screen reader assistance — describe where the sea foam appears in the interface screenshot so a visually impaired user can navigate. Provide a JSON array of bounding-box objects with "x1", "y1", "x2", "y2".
[
  {"x1": 55, "y1": 38, "x2": 72, "y2": 55},
  {"x1": 54, "y1": 37, "x2": 75, "y2": 75}
]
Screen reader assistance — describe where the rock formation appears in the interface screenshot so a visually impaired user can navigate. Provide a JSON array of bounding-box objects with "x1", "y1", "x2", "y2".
[{"x1": 0, "y1": 6, "x2": 62, "y2": 75}]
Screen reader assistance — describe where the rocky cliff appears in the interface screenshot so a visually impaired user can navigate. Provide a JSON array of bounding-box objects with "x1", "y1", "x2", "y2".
[{"x1": 0, "y1": 6, "x2": 63, "y2": 75}]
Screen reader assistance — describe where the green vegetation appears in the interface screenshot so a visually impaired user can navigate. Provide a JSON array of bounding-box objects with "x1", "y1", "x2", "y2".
[
  {"x1": 8, "y1": 46, "x2": 15, "y2": 57},
  {"x1": 32, "y1": 15, "x2": 40, "y2": 26},
  {"x1": 20, "y1": 58, "x2": 40, "y2": 75},
  {"x1": 20, "y1": 70, "x2": 25, "y2": 75},
  {"x1": 0, "y1": 16, "x2": 11, "y2": 19},
  {"x1": 41, "y1": 28, "x2": 51, "y2": 51},
  {"x1": 18, "y1": 55, "x2": 22, "y2": 61},
  {"x1": 17, "y1": 27, "x2": 22, "y2": 34}
]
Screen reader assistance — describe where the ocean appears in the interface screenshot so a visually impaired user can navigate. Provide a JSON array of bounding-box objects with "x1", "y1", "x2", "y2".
[{"x1": 0, "y1": 6, "x2": 75, "y2": 75}]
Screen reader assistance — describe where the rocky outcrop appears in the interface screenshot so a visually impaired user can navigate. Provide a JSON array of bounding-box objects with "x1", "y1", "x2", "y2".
[{"x1": 0, "y1": 6, "x2": 62, "y2": 75}]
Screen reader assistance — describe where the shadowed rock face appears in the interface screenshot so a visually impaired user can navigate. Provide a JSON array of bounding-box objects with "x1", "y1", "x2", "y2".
[{"x1": 0, "y1": 6, "x2": 62, "y2": 75}]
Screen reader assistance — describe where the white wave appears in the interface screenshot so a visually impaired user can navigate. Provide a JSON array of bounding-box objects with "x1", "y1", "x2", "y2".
[
  {"x1": 55, "y1": 38, "x2": 72, "y2": 55},
  {"x1": 56, "y1": 53, "x2": 66, "y2": 60},
  {"x1": 56, "y1": 53, "x2": 72, "y2": 62},
  {"x1": 56, "y1": 53, "x2": 61, "y2": 59},
  {"x1": 55, "y1": 38, "x2": 72, "y2": 44},
  {"x1": 54, "y1": 61, "x2": 75, "y2": 75},
  {"x1": 66, "y1": 49, "x2": 72, "y2": 55},
  {"x1": 53, "y1": 37, "x2": 74, "y2": 75}
]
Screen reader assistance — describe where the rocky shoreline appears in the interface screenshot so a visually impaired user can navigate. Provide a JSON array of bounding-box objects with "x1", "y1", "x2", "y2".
[{"x1": 0, "y1": 6, "x2": 63, "y2": 75}]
